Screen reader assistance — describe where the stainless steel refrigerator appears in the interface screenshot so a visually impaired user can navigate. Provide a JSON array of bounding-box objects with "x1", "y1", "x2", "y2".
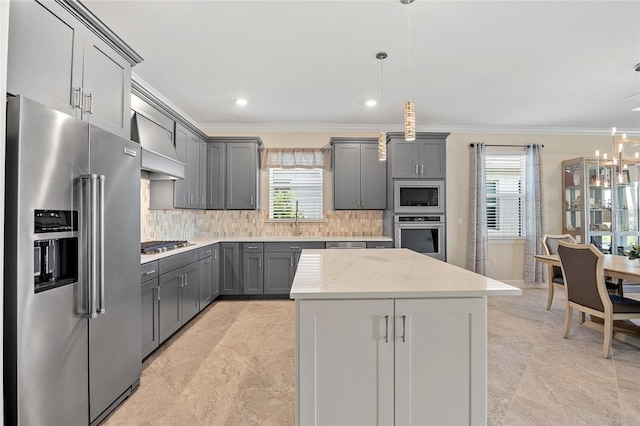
[{"x1": 4, "y1": 96, "x2": 141, "y2": 425}]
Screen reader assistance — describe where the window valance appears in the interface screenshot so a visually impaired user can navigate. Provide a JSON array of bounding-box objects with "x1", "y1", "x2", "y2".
[{"x1": 260, "y1": 148, "x2": 332, "y2": 170}]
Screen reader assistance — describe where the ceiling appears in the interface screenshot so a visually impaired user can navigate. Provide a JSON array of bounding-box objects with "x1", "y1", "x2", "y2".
[{"x1": 85, "y1": 0, "x2": 640, "y2": 135}]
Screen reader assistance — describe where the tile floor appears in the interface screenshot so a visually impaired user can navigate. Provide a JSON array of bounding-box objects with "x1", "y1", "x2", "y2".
[{"x1": 104, "y1": 289, "x2": 640, "y2": 425}]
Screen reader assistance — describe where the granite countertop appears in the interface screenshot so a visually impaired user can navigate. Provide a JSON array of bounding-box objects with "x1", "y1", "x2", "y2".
[
  {"x1": 141, "y1": 236, "x2": 393, "y2": 264},
  {"x1": 290, "y1": 248, "x2": 522, "y2": 299}
]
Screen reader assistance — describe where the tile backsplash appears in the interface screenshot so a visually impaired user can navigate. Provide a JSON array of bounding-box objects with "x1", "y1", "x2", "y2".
[{"x1": 141, "y1": 178, "x2": 383, "y2": 241}]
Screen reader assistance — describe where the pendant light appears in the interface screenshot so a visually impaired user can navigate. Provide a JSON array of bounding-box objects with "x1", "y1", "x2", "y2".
[
  {"x1": 376, "y1": 52, "x2": 388, "y2": 161},
  {"x1": 401, "y1": 0, "x2": 415, "y2": 141}
]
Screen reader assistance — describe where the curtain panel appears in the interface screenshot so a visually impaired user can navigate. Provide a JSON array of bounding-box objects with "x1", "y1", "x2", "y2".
[
  {"x1": 260, "y1": 148, "x2": 332, "y2": 170},
  {"x1": 468, "y1": 143, "x2": 488, "y2": 275},
  {"x1": 524, "y1": 144, "x2": 545, "y2": 284}
]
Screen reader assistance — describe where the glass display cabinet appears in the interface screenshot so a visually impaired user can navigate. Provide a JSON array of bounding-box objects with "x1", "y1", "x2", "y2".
[{"x1": 562, "y1": 154, "x2": 639, "y2": 255}]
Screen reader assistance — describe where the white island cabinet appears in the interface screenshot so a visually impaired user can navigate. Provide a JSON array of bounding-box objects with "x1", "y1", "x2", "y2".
[{"x1": 290, "y1": 249, "x2": 521, "y2": 426}]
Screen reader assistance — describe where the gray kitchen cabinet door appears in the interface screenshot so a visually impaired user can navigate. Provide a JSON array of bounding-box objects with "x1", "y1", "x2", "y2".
[
  {"x1": 174, "y1": 124, "x2": 189, "y2": 208},
  {"x1": 419, "y1": 140, "x2": 445, "y2": 179},
  {"x1": 181, "y1": 262, "x2": 200, "y2": 323},
  {"x1": 242, "y1": 253, "x2": 264, "y2": 295},
  {"x1": 7, "y1": 0, "x2": 83, "y2": 118},
  {"x1": 141, "y1": 278, "x2": 159, "y2": 359},
  {"x1": 159, "y1": 270, "x2": 182, "y2": 343},
  {"x1": 391, "y1": 139, "x2": 419, "y2": 178},
  {"x1": 333, "y1": 143, "x2": 361, "y2": 210},
  {"x1": 206, "y1": 143, "x2": 226, "y2": 209},
  {"x1": 198, "y1": 140, "x2": 207, "y2": 209},
  {"x1": 220, "y1": 243, "x2": 241, "y2": 295},
  {"x1": 82, "y1": 36, "x2": 131, "y2": 138},
  {"x1": 264, "y1": 252, "x2": 296, "y2": 294},
  {"x1": 198, "y1": 257, "x2": 214, "y2": 310},
  {"x1": 212, "y1": 244, "x2": 220, "y2": 298},
  {"x1": 187, "y1": 133, "x2": 201, "y2": 208},
  {"x1": 226, "y1": 142, "x2": 257, "y2": 210},
  {"x1": 360, "y1": 143, "x2": 387, "y2": 209}
]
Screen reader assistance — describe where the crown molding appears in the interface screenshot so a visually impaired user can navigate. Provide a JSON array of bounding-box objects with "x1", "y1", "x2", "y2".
[{"x1": 198, "y1": 122, "x2": 638, "y2": 136}]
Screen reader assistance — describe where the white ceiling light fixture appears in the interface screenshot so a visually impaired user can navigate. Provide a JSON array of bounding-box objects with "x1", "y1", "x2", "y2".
[
  {"x1": 401, "y1": 0, "x2": 415, "y2": 142},
  {"x1": 376, "y1": 51, "x2": 388, "y2": 161},
  {"x1": 235, "y1": 98, "x2": 248, "y2": 106},
  {"x1": 366, "y1": 100, "x2": 377, "y2": 107}
]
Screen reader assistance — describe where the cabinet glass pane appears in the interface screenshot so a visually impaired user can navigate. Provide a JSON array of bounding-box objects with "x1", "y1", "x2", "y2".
[{"x1": 588, "y1": 234, "x2": 612, "y2": 254}]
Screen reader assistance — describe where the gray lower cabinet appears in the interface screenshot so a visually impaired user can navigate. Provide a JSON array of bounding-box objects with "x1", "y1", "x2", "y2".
[
  {"x1": 198, "y1": 246, "x2": 215, "y2": 310},
  {"x1": 220, "y1": 243, "x2": 241, "y2": 295},
  {"x1": 243, "y1": 252, "x2": 264, "y2": 294},
  {"x1": 387, "y1": 133, "x2": 448, "y2": 179},
  {"x1": 157, "y1": 250, "x2": 200, "y2": 343},
  {"x1": 263, "y1": 242, "x2": 325, "y2": 295},
  {"x1": 366, "y1": 241, "x2": 395, "y2": 249},
  {"x1": 7, "y1": 0, "x2": 139, "y2": 139},
  {"x1": 264, "y1": 253, "x2": 296, "y2": 294},
  {"x1": 213, "y1": 244, "x2": 220, "y2": 298},
  {"x1": 331, "y1": 138, "x2": 386, "y2": 210},
  {"x1": 141, "y1": 261, "x2": 159, "y2": 359}
]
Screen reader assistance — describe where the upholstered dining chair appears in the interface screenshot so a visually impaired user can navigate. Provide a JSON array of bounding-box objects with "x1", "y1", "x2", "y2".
[
  {"x1": 542, "y1": 234, "x2": 576, "y2": 310},
  {"x1": 557, "y1": 241, "x2": 640, "y2": 358}
]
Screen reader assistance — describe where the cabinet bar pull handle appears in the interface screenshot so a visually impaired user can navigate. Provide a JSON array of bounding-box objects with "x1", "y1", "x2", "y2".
[
  {"x1": 290, "y1": 258, "x2": 294, "y2": 267},
  {"x1": 87, "y1": 93, "x2": 93, "y2": 114},
  {"x1": 361, "y1": 196, "x2": 364, "y2": 207},
  {"x1": 421, "y1": 164, "x2": 424, "y2": 174},
  {"x1": 384, "y1": 315, "x2": 389, "y2": 343},
  {"x1": 247, "y1": 246, "x2": 258, "y2": 249},
  {"x1": 415, "y1": 164, "x2": 418, "y2": 174},
  {"x1": 154, "y1": 287, "x2": 160, "y2": 301},
  {"x1": 259, "y1": 258, "x2": 262, "y2": 268},
  {"x1": 401, "y1": 315, "x2": 406, "y2": 342},
  {"x1": 250, "y1": 195, "x2": 254, "y2": 206},
  {"x1": 356, "y1": 196, "x2": 360, "y2": 207},
  {"x1": 289, "y1": 246, "x2": 300, "y2": 249},
  {"x1": 201, "y1": 195, "x2": 204, "y2": 204},
  {"x1": 144, "y1": 269, "x2": 156, "y2": 275},
  {"x1": 214, "y1": 249, "x2": 217, "y2": 260},
  {"x1": 184, "y1": 273, "x2": 188, "y2": 286},
  {"x1": 74, "y1": 87, "x2": 83, "y2": 109}
]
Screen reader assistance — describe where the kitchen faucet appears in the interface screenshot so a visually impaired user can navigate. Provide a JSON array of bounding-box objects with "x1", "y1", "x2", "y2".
[{"x1": 295, "y1": 200, "x2": 301, "y2": 236}]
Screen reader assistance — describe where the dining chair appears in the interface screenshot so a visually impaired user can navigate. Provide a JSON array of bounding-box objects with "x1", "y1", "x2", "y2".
[
  {"x1": 542, "y1": 234, "x2": 576, "y2": 310},
  {"x1": 557, "y1": 242, "x2": 640, "y2": 358}
]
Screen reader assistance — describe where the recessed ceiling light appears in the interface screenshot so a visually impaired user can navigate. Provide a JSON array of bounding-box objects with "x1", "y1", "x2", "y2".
[
  {"x1": 366, "y1": 100, "x2": 377, "y2": 107},
  {"x1": 236, "y1": 98, "x2": 248, "y2": 106},
  {"x1": 632, "y1": 107, "x2": 640, "y2": 112}
]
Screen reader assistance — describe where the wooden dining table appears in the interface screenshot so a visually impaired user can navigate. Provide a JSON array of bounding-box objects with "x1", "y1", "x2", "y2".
[{"x1": 534, "y1": 254, "x2": 640, "y2": 283}]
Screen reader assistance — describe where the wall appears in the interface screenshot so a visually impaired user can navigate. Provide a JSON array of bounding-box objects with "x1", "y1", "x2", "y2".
[
  {"x1": 1, "y1": 0, "x2": 10, "y2": 417},
  {"x1": 141, "y1": 131, "x2": 385, "y2": 241},
  {"x1": 446, "y1": 132, "x2": 612, "y2": 286}
]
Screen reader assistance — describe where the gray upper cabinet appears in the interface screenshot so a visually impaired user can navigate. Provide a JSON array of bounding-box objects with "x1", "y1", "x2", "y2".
[
  {"x1": 388, "y1": 133, "x2": 448, "y2": 179},
  {"x1": 174, "y1": 123, "x2": 204, "y2": 209},
  {"x1": 206, "y1": 143, "x2": 226, "y2": 209},
  {"x1": 206, "y1": 138, "x2": 262, "y2": 210},
  {"x1": 198, "y1": 140, "x2": 207, "y2": 209},
  {"x1": 332, "y1": 138, "x2": 386, "y2": 210},
  {"x1": 7, "y1": 0, "x2": 142, "y2": 139},
  {"x1": 227, "y1": 142, "x2": 258, "y2": 210}
]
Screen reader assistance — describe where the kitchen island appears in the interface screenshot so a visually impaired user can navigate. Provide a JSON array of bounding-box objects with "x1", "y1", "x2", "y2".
[{"x1": 290, "y1": 248, "x2": 521, "y2": 426}]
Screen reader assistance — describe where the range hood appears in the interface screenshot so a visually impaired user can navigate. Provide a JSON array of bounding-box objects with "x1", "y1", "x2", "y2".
[{"x1": 131, "y1": 111, "x2": 185, "y2": 180}]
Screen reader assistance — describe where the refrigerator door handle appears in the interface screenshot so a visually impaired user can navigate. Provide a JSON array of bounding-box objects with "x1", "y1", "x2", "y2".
[
  {"x1": 97, "y1": 174, "x2": 106, "y2": 315},
  {"x1": 80, "y1": 174, "x2": 105, "y2": 318}
]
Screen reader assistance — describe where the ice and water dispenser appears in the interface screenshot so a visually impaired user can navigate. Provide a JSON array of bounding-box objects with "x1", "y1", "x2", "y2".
[{"x1": 33, "y1": 210, "x2": 78, "y2": 293}]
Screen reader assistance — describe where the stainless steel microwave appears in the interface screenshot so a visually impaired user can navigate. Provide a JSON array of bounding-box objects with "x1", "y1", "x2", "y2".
[{"x1": 393, "y1": 180, "x2": 445, "y2": 214}]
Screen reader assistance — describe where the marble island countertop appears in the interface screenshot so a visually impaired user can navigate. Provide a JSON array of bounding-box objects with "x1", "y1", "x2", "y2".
[
  {"x1": 290, "y1": 248, "x2": 521, "y2": 299},
  {"x1": 141, "y1": 235, "x2": 393, "y2": 264}
]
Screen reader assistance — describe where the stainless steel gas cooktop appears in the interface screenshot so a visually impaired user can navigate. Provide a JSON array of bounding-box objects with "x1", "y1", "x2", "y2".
[{"x1": 141, "y1": 240, "x2": 190, "y2": 254}]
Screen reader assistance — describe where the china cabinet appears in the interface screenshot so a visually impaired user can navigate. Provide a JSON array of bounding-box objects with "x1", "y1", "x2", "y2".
[{"x1": 562, "y1": 157, "x2": 639, "y2": 254}]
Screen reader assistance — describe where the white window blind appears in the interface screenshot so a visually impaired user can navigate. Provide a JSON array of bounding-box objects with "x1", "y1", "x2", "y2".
[
  {"x1": 485, "y1": 153, "x2": 526, "y2": 238},
  {"x1": 269, "y1": 168, "x2": 323, "y2": 220}
]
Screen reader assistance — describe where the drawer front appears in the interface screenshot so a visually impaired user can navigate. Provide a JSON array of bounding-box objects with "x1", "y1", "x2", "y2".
[
  {"x1": 159, "y1": 249, "x2": 199, "y2": 274},
  {"x1": 242, "y1": 242, "x2": 264, "y2": 252},
  {"x1": 265, "y1": 242, "x2": 326, "y2": 253},
  {"x1": 199, "y1": 244, "x2": 214, "y2": 259},
  {"x1": 366, "y1": 241, "x2": 394, "y2": 249},
  {"x1": 141, "y1": 260, "x2": 159, "y2": 282}
]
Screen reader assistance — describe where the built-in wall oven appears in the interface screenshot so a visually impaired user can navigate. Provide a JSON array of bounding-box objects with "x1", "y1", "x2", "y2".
[
  {"x1": 394, "y1": 180, "x2": 444, "y2": 214},
  {"x1": 394, "y1": 215, "x2": 445, "y2": 261}
]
